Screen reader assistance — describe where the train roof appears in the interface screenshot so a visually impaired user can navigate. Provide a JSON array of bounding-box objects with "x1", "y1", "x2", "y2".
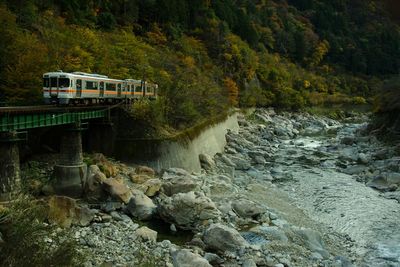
[{"x1": 43, "y1": 71, "x2": 123, "y2": 82}]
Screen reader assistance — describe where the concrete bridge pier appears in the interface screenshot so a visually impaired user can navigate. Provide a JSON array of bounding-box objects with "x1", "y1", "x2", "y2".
[
  {"x1": 0, "y1": 132, "x2": 21, "y2": 201},
  {"x1": 53, "y1": 123, "x2": 87, "y2": 198}
]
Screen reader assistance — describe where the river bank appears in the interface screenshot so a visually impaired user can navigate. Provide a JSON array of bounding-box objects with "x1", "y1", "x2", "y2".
[{"x1": 13, "y1": 108, "x2": 400, "y2": 267}]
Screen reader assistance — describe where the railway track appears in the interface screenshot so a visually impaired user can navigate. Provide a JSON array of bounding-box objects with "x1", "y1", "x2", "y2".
[{"x1": 0, "y1": 104, "x2": 113, "y2": 114}]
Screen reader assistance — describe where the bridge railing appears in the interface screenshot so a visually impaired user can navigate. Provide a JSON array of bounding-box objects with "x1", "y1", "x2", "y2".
[{"x1": 0, "y1": 101, "x2": 126, "y2": 132}]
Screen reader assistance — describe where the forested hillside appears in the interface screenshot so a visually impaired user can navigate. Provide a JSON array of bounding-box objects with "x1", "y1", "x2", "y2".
[{"x1": 1, "y1": 0, "x2": 399, "y2": 129}]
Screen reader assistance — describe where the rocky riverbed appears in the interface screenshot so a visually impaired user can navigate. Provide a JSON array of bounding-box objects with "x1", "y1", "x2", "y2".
[{"x1": 30, "y1": 109, "x2": 400, "y2": 267}]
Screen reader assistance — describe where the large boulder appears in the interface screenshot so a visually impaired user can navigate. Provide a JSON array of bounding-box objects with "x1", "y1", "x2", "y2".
[
  {"x1": 102, "y1": 178, "x2": 132, "y2": 204},
  {"x1": 199, "y1": 154, "x2": 216, "y2": 171},
  {"x1": 171, "y1": 249, "x2": 212, "y2": 267},
  {"x1": 135, "y1": 166, "x2": 156, "y2": 177},
  {"x1": 129, "y1": 174, "x2": 152, "y2": 184},
  {"x1": 135, "y1": 178, "x2": 162, "y2": 197},
  {"x1": 47, "y1": 196, "x2": 95, "y2": 228},
  {"x1": 126, "y1": 189, "x2": 156, "y2": 220},
  {"x1": 85, "y1": 165, "x2": 107, "y2": 200},
  {"x1": 207, "y1": 180, "x2": 236, "y2": 196},
  {"x1": 135, "y1": 226, "x2": 157, "y2": 243},
  {"x1": 232, "y1": 199, "x2": 267, "y2": 219},
  {"x1": 367, "y1": 173, "x2": 400, "y2": 191},
  {"x1": 158, "y1": 191, "x2": 221, "y2": 230},
  {"x1": 92, "y1": 153, "x2": 118, "y2": 177},
  {"x1": 203, "y1": 223, "x2": 248, "y2": 252},
  {"x1": 161, "y1": 169, "x2": 200, "y2": 196}
]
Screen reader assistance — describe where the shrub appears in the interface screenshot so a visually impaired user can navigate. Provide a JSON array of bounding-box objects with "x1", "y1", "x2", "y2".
[{"x1": 0, "y1": 195, "x2": 84, "y2": 267}]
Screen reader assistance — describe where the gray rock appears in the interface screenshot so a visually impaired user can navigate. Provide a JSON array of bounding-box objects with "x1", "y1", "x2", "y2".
[
  {"x1": 382, "y1": 191, "x2": 400, "y2": 203},
  {"x1": 172, "y1": 249, "x2": 212, "y2": 267},
  {"x1": 101, "y1": 201, "x2": 123, "y2": 213},
  {"x1": 218, "y1": 154, "x2": 236, "y2": 167},
  {"x1": 158, "y1": 191, "x2": 221, "y2": 230},
  {"x1": 203, "y1": 223, "x2": 248, "y2": 252},
  {"x1": 250, "y1": 225, "x2": 288, "y2": 242},
  {"x1": 293, "y1": 227, "x2": 329, "y2": 259},
  {"x1": 199, "y1": 154, "x2": 216, "y2": 171},
  {"x1": 204, "y1": 253, "x2": 224, "y2": 265},
  {"x1": 126, "y1": 189, "x2": 156, "y2": 220},
  {"x1": 367, "y1": 175, "x2": 398, "y2": 192},
  {"x1": 253, "y1": 155, "x2": 267, "y2": 165},
  {"x1": 242, "y1": 258, "x2": 257, "y2": 267},
  {"x1": 76, "y1": 206, "x2": 96, "y2": 226},
  {"x1": 342, "y1": 165, "x2": 367, "y2": 175},
  {"x1": 374, "y1": 149, "x2": 389, "y2": 160},
  {"x1": 230, "y1": 156, "x2": 251, "y2": 170},
  {"x1": 162, "y1": 172, "x2": 200, "y2": 196},
  {"x1": 208, "y1": 180, "x2": 236, "y2": 196},
  {"x1": 341, "y1": 137, "x2": 356, "y2": 145},
  {"x1": 135, "y1": 226, "x2": 157, "y2": 243},
  {"x1": 110, "y1": 211, "x2": 123, "y2": 221},
  {"x1": 232, "y1": 199, "x2": 266, "y2": 218},
  {"x1": 188, "y1": 237, "x2": 206, "y2": 249},
  {"x1": 357, "y1": 153, "x2": 369, "y2": 164}
]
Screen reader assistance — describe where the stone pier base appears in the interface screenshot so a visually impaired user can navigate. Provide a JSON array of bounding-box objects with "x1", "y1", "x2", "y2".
[
  {"x1": 0, "y1": 132, "x2": 20, "y2": 201},
  {"x1": 53, "y1": 164, "x2": 87, "y2": 198}
]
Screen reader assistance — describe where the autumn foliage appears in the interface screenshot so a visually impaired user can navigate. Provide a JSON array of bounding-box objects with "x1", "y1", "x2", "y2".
[{"x1": 0, "y1": 0, "x2": 399, "y2": 126}]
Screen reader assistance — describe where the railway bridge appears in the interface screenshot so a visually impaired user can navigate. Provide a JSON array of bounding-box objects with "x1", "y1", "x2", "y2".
[{"x1": 0, "y1": 104, "x2": 123, "y2": 200}]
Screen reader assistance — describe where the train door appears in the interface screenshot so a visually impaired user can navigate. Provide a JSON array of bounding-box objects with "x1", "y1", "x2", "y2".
[
  {"x1": 117, "y1": 84, "x2": 122, "y2": 98},
  {"x1": 99, "y1": 82, "x2": 104, "y2": 97},
  {"x1": 76, "y1": 79, "x2": 82, "y2": 97},
  {"x1": 49, "y1": 77, "x2": 58, "y2": 97},
  {"x1": 141, "y1": 80, "x2": 146, "y2": 97}
]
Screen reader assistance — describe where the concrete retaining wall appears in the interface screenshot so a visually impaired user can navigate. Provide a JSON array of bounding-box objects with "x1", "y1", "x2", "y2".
[{"x1": 115, "y1": 113, "x2": 239, "y2": 172}]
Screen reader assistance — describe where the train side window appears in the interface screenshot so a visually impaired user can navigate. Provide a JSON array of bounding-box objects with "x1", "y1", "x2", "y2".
[
  {"x1": 59, "y1": 78, "x2": 70, "y2": 88},
  {"x1": 106, "y1": 83, "x2": 116, "y2": 91},
  {"x1": 117, "y1": 84, "x2": 121, "y2": 91},
  {"x1": 135, "y1": 85, "x2": 142, "y2": 92},
  {"x1": 86, "y1": 81, "x2": 98, "y2": 90},
  {"x1": 100, "y1": 82, "x2": 104, "y2": 90}
]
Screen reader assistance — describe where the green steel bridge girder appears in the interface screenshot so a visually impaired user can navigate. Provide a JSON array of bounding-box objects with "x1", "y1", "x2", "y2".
[{"x1": 0, "y1": 110, "x2": 108, "y2": 132}]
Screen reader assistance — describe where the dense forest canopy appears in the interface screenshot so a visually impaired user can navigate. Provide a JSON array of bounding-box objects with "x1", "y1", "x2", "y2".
[{"x1": 0, "y1": 0, "x2": 399, "y2": 128}]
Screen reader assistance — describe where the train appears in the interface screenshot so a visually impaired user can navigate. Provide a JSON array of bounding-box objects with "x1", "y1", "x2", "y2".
[{"x1": 43, "y1": 71, "x2": 157, "y2": 104}]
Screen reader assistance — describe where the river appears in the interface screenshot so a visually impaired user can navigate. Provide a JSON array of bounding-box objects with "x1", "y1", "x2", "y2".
[{"x1": 266, "y1": 114, "x2": 400, "y2": 266}]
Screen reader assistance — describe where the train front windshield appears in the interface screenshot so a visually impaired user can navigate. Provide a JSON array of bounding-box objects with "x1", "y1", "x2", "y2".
[{"x1": 43, "y1": 77, "x2": 70, "y2": 88}]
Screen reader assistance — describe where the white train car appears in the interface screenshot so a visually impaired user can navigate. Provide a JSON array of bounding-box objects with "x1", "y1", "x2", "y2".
[{"x1": 43, "y1": 71, "x2": 157, "y2": 104}]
